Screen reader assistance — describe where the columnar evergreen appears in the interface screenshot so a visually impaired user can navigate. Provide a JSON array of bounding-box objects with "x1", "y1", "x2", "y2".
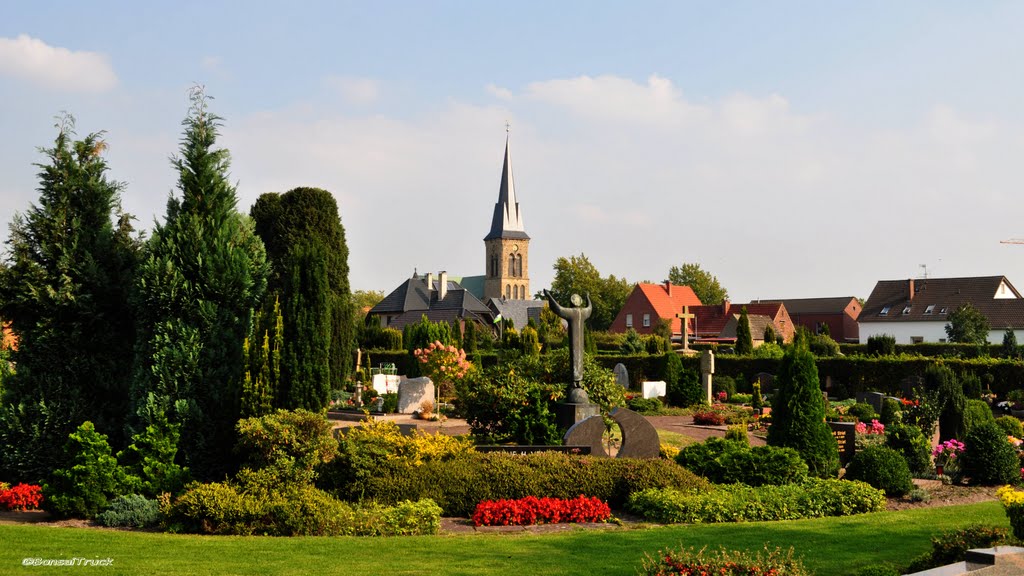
[
  {"x1": 0, "y1": 118, "x2": 138, "y2": 483},
  {"x1": 130, "y1": 89, "x2": 268, "y2": 479},
  {"x1": 735, "y1": 307, "x2": 753, "y2": 355}
]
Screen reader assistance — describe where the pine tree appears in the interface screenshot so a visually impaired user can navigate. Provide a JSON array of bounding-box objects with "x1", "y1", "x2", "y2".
[
  {"x1": 735, "y1": 307, "x2": 753, "y2": 355},
  {"x1": 0, "y1": 117, "x2": 138, "y2": 483},
  {"x1": 767, "y1": 336, "x2": 839, "y2": 477},
  {"x1": 130, "y1": 88, "x2": 268, "y2": 479}
]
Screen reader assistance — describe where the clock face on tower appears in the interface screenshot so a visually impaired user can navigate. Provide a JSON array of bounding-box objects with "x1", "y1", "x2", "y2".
[{"x1": 511, "y1": 244, "x2": 518, "y2": 252}]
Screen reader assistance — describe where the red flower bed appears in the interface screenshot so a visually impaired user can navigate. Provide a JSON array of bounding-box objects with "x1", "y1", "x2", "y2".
[
  {"x1": 0, "y1": 483, "x2": 43, "y2": 511},
  {"x1": 692, "y1": 410, "x2": 726, "y2": 426},
  {"x1": 471, "y1": 495, "x2": 611, "y2": 527}
]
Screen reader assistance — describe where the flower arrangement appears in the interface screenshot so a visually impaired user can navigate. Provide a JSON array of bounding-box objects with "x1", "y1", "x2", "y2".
[
  {"x1": 932, "y1": 439, "x2": 965, "y2": 476},
  {"x1": 471, "y1": 495, "x2": 611, "y2": 527},
  {"x1": 855, "y1": 419, "x2": 885, "y2": 435},
  {"x1": 997, "y1": 485, "x2": 1024, "y2": 539},
  {"x1": 716, "y1": 390, "x2": 728, "y2": 403},
  {"x1": 0, "y1": 483, "x2": 43, "y2": 511}
]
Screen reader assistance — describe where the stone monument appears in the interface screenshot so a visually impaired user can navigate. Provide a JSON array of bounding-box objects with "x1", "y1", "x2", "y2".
[
  {"x1": 675, "y1": 306, "x2": 695, "y2": 353},
  {"x1": 613, "y1": 363, "x2": 629, "y2": 389},
  {"x1": 700, "y1": 349, "x2": 715, "y2": 404},
  {"x1": 544, "y1": 289, "x2": 600, "y2": 428}
]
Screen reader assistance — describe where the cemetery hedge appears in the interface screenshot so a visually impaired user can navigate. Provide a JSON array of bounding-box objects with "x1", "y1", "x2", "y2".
[{"x1": 675, "y1": 438, "x2": 809, "y2": 487}]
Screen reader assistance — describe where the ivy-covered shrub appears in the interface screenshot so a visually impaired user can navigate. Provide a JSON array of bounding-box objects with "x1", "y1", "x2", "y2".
[
  {"x1": 843, "y1": 445, "x2": 913, "y2": 496},
  {"x1": 904, "y1": 525, "x2": 1010, "y2": 574},
  {"x1": 43, "y1": 422, "x2": 130, "y2": 519},
  {"x1": 640, "y1": 546, "x2": 811, "y2": 576},
  {"x1": 322, "y1": 450, "x2": 710, "y2": 517},
  {"x1": 962, "y1": 399, "x2": 994, "y2": 434},
  {"x1": 995, "y1": 415, "x2": 1024, "y2": 438},
  {"x1": 676, "y1": 438, "x2": 808, "y2": 487},
  {"x1": 884, "y1": 423, "x2": 932, "y2": 476},
  {"x1": 471, "y1": 495, "x2": 611, "y2": 526},
  {"x1": 626, "y1": 478, "x2": 885, "y2": 524},
  {"x1": 959, "y1": 421, "x2": 1020, "y2": 485},
  {"x1": 96, "y1": 494, "x2": 160, "y2": 528}
]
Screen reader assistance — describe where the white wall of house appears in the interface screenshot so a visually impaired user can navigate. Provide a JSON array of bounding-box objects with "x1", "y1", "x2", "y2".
[{"x1": 859, "y1": 321, "x2": 1024, "y2": 344}]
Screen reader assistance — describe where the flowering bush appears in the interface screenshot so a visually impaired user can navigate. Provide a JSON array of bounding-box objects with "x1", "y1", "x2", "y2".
[
  {"x1": 413, "y1": 340, "x2": 471, "y2": 406},
  {"x1": 932, "y1": 439, "x2": 965, "y2": 476},
  {"x1": 471, "y1": 495, "x2": 611, "y2": 527},
  {"x1": 855, "y1": 419, "x2": 885, "y2": 435},
  {"x1": 640, "y1": 545, "x2": 810, "y2": 576},
  {"x1": 0, "y1": 483, "x2": 44, "y2": 511},
  {"x1": 997, "y1": 485, "x2": 1024, "y2": 539},
  {"x1": 715, "y1": 390, "x2": 728, "y2": 403}
]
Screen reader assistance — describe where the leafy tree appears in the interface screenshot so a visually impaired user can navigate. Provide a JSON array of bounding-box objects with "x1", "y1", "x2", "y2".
[
  {"x1": 1003, "y1": 328, "x2": 1019, "y2": 359},
  {"x1": 667, "y1": 262, "x2": 728, "y2": 305},
  {"x1": 130, "y1": 88, "x2": 268, "y2": 480},
  {"x1": 547, "y1": 253, "x2": 630, "y2": 331},
  {"x1": 766, "y1": 337, "x2": 839, "y2": 477},
  {"x1": 735, "y1": 307, "x2": 753, "y2": 355},
  {"x1": 0, "y1": 118, "x2": 138, "y2": 483},
  {"x1": 251, "y1": 187, "x2": 353, "y2": 392},
  {"x1": 652, "y1": 317, "x2": 673, "y2": 345},
  {"x1": 945, "y1": 303, "x2": 990, "y2": 345},
  {"x1": 763, "y1": 323, "x2": 778, "y2": 346}
]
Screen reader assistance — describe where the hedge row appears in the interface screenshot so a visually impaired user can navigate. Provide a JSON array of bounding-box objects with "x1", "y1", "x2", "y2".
[
  {"x1": 838, "y1": 343, "x2": 1011, "y2": 359},
  {"x1": 321, "y1": 451, "x2": 711, "y2": 517}
]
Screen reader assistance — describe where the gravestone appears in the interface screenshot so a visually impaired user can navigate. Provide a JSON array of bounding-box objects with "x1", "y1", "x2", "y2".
[
  {"x1": 397, "y1": 376, "x2": 434, "y2": 414},
  {"x1": 642, "y1": 381, "x2": 666, "y2": 399},
  {"x1": 372, "y1": 373, "x2": 401, "y2": 395},
  {"x1": 753, "y1": 372, "x2": 775, "y2": 393},
  {"x1": 611, "y1": 407, "x2": 660, "y2": 458},
  {"x1": 700, "y1": 350, "x2": 715, "y2": 404},
  {"x1": 857, "y1": 391, "x2": 886, "y2": 413},
  {"x1": 829, "y1": 421, "x2": 857, "y2": 466},
  {"x1": 563, "y1": 416, "x2": 609, "y2": 457},
  {"x1": 613, "y1": 363, "x2": 630, "y2": 389}
]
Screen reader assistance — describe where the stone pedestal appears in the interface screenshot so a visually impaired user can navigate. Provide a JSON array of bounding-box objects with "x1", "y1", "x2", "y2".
[
  {"x1": 701, "y1": 373, "x2": 713, "y2": 404},
  {"x1": 557, "y1": 401, "x2": 600, "y2": 431}
]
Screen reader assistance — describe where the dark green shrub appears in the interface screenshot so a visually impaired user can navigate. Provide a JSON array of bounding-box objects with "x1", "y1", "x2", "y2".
[
  {"x1": 626, "y1": 396, "x2": 663, "y2": 414},
  {"x1": 96, "y1": 494, "x2": 160, "y2": 528},
  {"x1": 879, "y1": 398, "x2": 901, "y2": 427},
  {"x1": 381, "y1": 392, "x2": 399, "y2": 414},
  {"x1": 848, "y1": 402, "x2": 878, "y2": 422},
  {"x1": 959, "y1": 421, "x2": 1020, "y2": 485},
  {"x1": 844, "y1": 445, "x2": 913, "y2": 496},
  {"x1": 809, "y1": 334, "x2": 840, "y2": 357},
  {"x1": 930, "y1": 364, "x2": 966, "y2": 442},
  {"x1": 676, "y1": 438, "x2": 808, "y2": 487},
  {"x1": 885, "y1": 423, "x2": 932, "y2": 476},
  {"x1": 640, "y1": 546, "x2": 810, "y2": 576},
  {"x1": 43, "y1": 422, "x2": 130, "y2": 519},
  {"x1": 995, "y1": 415, "x2": 1024, "y2": 438},
  {"x1": 867, "y1": 334, "x2": 896, "y2": 356},
  {"x1": 713, "y1": 375, "x2": 737, "y2": 399},
  {"x1": 963, "y1": 399, "x2": 995, "y2": 434},
  {"x1": 663, "y1": 351, "x2": 702, "y2": 407},
  {"x1": 905, "y1": 524, "x2": 1010, "y2": 574},
  {"x1": 118, "y1": 416, "x2": 191, "y2": 498},
  {"x1": 961, "y1": 372, "x2": 983, "y2": 399},
  {"x1": 751, "y1": 382, "x2": 764, "y2": 411},
  {"x1": 454, "y1": 366, "x2": 561, "y2": 445}
]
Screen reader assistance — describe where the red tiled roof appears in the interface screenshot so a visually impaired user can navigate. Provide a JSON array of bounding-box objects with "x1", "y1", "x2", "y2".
[
  {"x1": 692, "y1": 302, "x2": 787, "y2": 338},
  {"x1": 635, "y1": 283, "x2": 702, "y2": 334}
]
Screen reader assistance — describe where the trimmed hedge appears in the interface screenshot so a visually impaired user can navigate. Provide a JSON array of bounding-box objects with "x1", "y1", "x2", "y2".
[
  {"x1": 640, "y1": 546, "x2": 811, "y2": 576},
  {"x1": 625, "y1": 478, "x2": 886, "y2": 523},
  {"x1": 321, "y1": 451, "x2": 710, "y2": 517},
  {"x1": 675, "y1": 438, "x2": 808, "y2": 487}
]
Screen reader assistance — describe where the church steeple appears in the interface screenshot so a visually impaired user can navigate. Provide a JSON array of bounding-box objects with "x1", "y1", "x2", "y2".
[
  {"x1": 484, "y1": 133, "x2": 529, "y2": 241},
  {"x1": 483, "y1": 128, "x2": 531, "y2": 301}
]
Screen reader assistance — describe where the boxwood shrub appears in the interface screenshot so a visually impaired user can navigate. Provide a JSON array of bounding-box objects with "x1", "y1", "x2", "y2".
[
  {"x1": 995, "y1": 415, "x2": 1024, "y2": 438},
  {"x1": 959, "y1": 421, "x2": 1020, "y2": 485},
  {"x1": 843, "y1": 445, "x2": 913, "y2": 496},
  {"x1": 676, "y1": 437, "x2": 808, "y2": 487}
]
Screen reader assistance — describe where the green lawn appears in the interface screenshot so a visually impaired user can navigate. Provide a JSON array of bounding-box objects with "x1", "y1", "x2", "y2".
[{"x1": 0, "y1": 502, "x2": 1007, "y2": 575}]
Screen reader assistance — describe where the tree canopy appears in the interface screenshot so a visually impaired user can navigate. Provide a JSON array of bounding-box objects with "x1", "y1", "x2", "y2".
[
  {"x1": 546, "y1": 253, "x2": 630, "y2": 331},
  {"x1": 944, "y1": 303, "x2": 990, "y2": 345},
  {"x1": 667, "y1": 263, "x2": 729, "y2": 305}
]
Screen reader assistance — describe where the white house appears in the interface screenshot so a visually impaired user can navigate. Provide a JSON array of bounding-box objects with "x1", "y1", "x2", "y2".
[{"x1": 858, "y1": 276, "x2": 1024, "y2": 344}]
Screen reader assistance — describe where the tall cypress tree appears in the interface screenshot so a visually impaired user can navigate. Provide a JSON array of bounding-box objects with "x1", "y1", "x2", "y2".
[
  {"x1": 131, "y1": 88, "x2": 268, "y2": 479},
  {"x1": 735, "y1": 306, "x2": 753, "y2": 355},
  {"x1": 0, "y1": 118, "x2": 138, "y2": 483}
]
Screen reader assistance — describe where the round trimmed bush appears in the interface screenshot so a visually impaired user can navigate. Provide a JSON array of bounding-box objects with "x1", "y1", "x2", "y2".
[
  {"x1": 844, "y1": 445, "x2": 913, "y2": 496},
  {"x1": 884, "y1": 423, "x2": 931, "y2": 476},
  {"x1": 959, "y1": 421, "x2": 1020, "y2": 485},
  {"x1": 995, "y1": 415, "x2": 1024, "y2": 439},
  {"x1": 962, "y1": 399, "x2": 995, "y2": 435},
  {"x1": 848, "y1": 402, "x2": 878, "y2": 423}
]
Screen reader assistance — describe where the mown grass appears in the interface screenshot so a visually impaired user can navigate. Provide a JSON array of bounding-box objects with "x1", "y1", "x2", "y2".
[
  {"x1": 0, "y1": 502, "x2": 1006, "y2": 575},
  {"x1": 655, "y1": 429, "x2": 699, "y2": 449}
]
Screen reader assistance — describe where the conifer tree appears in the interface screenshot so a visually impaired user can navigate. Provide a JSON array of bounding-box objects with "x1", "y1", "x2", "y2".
[
  {"x1": 241, "y1": 296, "x2": 282, "y2": 417},
  {"x1": 767, "y1": 335, "x2": 839, "y2": 477},
  {"x1": 0, "y1": 117, "x2": 138, "y2": 483},
  {"x1": 130, "y1": 88, "x2": 268, "y2": 479},
  {"x1": 735, "y1": 306, "x2": 753, "y2": 355}
]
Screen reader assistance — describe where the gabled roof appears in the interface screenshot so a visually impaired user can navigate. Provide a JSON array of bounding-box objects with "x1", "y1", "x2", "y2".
[
  {"x1": 860, "y1": 276, "x2": 1024, "y2": 326},
  {"x1": 634, "y1": 283, "x2": 702, "y2": 334},
  {"x1": 692, "y1": 302, "x2": 787, "y2": 337},
  {"x1": 487, "y1": 297, "x2": 546, "y2": 331},
  {"x1": 484, "y1": 135, "x2": 529, "y2": 241},
  {"x1": 721, "y1": 314, "x2": 774, "y2": 340},
  {"x1": 760, "y1": 296, "x2": 859, "y2": 316},
  {"x1": 369, "y1": 272, "x2": 493, "y2": 330}
]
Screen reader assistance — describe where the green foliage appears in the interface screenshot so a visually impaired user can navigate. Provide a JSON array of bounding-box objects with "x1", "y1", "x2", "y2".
[
  {"x1": 905, "y1": 524, "x2": 1010, "y2": 574},
  {"x1": 879, "y1": 398, "x2": 902, "y2": 426},
  {"x1": 751, "y1": 382, "x2": 764, "y2": 411},
  {"x1": 548, "y1": 253, "x2": 631, "y2": 331},
  {"x1": 234, "y1": 409, "x2": 336, "y2": 484},
  {"x1": 626, "y1": 478, "x2": 885, "y2": 524},
  {"x1": 0, "y1": 120, "x2": 138, "y2": 482},
  {"x1": 664, "y1": 351, "x2": 702, "y2": 407},
  {"x1": 620, "y1": 328, "x2": 646, "y2": 355},
  {"x1": 809, "y1": 333, "x2": 840, "y2": 357},
  {"x1": 735, "y1": 307, "x2": 753, "y2": 355},
  {"x1": 867, "y1": 334, "x2": 896, "y2": 356},
  {"x1": 763, "y1": 324, "x2": 778, "y2": 347},
  {"x1": 403, "y1": 314, "x2": 455, "y2": 352},
  {"x1": 652, "y1": 317, "x2": 673, "y2": 346},
  {"x1": 844, "y1": 445, "x2": 914, "y2": 496},
  {"x1": 241, "y1": 295, "x2": 282, "y2": 418},
  {"x1": 724, "y1": 424, "x2": 749, "y2": 444},
  {"x1": 676, "y1": 438, "x2": 809, "y2": 486},
  {"x1": 519, "y1": 325, "x2": 541, "y2": 357},
  {"x1": 118, "y1": 415, "x2": 190, "y2": 498},
  {"x1": 713, "y1": 375, "x2": 737, "y2": 398},
  {"x1": 945, "y1": 303, "x2": 990, "y2": 345},
  {"x1": 959, "y1": 421, "x2": 1020, "y2": 485},
  {"x1": 640, "y1": 546, "x2": 810, "y2": 576},
  {"x1": 455, "y1": 365, "x2": 561, "y2": 444},
  {"x1": 848, "y1": 402, "x2": 878, "y2": 423},
  {"x1": 751, "y1": 342, "x2": 785, "y2": 359},
  {"x1": 767, "y1": 340, "x2": 840, "y2": 477},
  {"x1": 626, "y1": 396, "x2": 664, "y2": 413},
  {"x1": 96, "y1": 494, "x2": 160, "y2": 528},
  {"x1": 1003, "y1": 328, "x2": 1019, "y2": 359},
  {"x1": 43, "y1": 422, "x2": 129, "y2": 518},
  {"x1": 667, "y1": 263, "x2": 729, "y2": 305},
  {"x1": 929, "y1": 364, "x2": 966, "y2": 442},
  {"x1": 995, "y1": 415, "x2": 1024, "y2": 438},
  {"x1": 130, "y1": 89, "x2": 269, "y2": 480},
  {"x1": 962, "y1": 399, "x2": 994, "y2": 434},
  {"x1": 884, "y1": 423, "x2": 932, "y2": 476}
]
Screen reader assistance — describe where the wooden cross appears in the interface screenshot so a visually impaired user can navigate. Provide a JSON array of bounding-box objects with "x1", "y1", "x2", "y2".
[{"x1": 675, "y1": 306, "x2": 696, "y2": 352}]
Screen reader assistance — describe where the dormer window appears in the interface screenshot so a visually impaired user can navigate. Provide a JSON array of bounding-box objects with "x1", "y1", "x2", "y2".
[
  {"x1": 924, "y1": 305, "x2": 935, "y2": 315},
  {"x1": 902, "y1": 306, "x2": 912, "y2": 315},
  {"x1": 880, "y1": 306, "x2": 891, "y2": 316},
  {"x1": 939, "y1": 307, "x2": 948, "y2": 315}
]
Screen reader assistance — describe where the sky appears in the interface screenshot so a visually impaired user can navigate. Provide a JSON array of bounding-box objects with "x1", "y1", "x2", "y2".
[{"x1": 3, "y1": 2, "x2": 1024, "y2": 303}]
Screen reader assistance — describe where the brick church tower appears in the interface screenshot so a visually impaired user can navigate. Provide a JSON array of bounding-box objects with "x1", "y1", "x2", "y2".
[{"x1": 483, "y1": 133, "x2": 530, "y2": 300}]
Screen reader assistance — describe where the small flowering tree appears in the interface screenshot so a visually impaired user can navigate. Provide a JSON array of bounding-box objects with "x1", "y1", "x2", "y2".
[{"x1": 413, "y1": 340, "x2": 472, "y2": 417}]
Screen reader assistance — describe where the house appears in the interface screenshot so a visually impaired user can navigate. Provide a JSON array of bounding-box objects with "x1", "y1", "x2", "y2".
[
  {"x1": 610, "y1": 281, "x2": 702, "y2": 340},
  {"x1": 758, "y1": 297, "x2": 861, "y2": 343},
  {"x1": 859, "y1": 276, "x2": 1024, "y2": 344},
  {"x1": 1, "y1": 321, "x2": 15, "y2": 351},
  {"x1": 366, "y1": 271, "x2": 494, "y2": 333},
  {"x1": 486, "y1": 297, "x2": 547, "y2": 331},
  {"x1": 691, "y1": 301, "x2": 795, "y2": 344}
]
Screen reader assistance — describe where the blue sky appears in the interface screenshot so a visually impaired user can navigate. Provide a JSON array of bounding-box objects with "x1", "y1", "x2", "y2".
[{"x1": 4, "y1": 2, "x2": 1024, "y2": 303}]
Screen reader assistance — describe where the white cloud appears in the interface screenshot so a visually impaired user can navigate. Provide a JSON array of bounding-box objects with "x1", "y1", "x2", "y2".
[
  {"x1": 324, "y1": 76, "x2": 380, "y2": 105},
  {"x1": 0, "y1": 35, "x2": 117, "y2": 93}
]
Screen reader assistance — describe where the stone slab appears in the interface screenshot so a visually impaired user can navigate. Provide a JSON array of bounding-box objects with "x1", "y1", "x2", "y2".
[
  {"x1": 614, "y1": 363, "x2": 630, "y2": 389},
  {"x1": 829, "y1": 421, "x2": 857, "y2": 466},
  {"x1": 372, "y1": 373, "x2": 401, "y2": 395},
  {"x1": 397, "y1": 376, "x2": 434, "y2": 414},
  {"x1": 641, "y1": 381, "x2": 666, "y2": 399},
  {"x1": 557, "y1": 401, "x2": 600, "y2": 431}
]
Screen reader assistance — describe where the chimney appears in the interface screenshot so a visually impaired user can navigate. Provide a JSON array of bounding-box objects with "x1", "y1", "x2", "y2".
[
  {"x1": 907, "y1": 279, "x2": 915, "y2": 301},
  {"x1": 425, "y1": 272, "x2": 434, "y2": 293},
  {"x1": 439, "y1": 271, "x2": 448, "y2": 300},
  {"x1": 664, "y1": 280, "x2": 672, "y2": 298},
  {"x1": 722, "y1": 300, "x2": 730, "y2": 315}
]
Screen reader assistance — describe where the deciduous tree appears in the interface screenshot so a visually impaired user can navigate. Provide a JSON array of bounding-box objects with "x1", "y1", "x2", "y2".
[
  {"x1": 945, "y1": 303, "x2": 990, "y2": 345},
  {"x1": 547, "y1": 253, "x2": 630, "y2": 331},
  {"x1": 667, "y1": 263, "x2": 729, "y2": 305}
]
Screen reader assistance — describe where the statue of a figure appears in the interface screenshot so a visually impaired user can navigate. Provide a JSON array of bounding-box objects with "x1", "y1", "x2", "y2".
[{"x1": 544, "y1": 289, "x2": 592, "y2": 403}]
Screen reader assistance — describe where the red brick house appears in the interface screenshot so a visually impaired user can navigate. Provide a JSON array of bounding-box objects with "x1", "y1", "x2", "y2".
[
  {"x1": 1, "y1": 321, "x2": 15, "y2": 351},
  {"x1": 691, "y1": 301, "x2": 795, "y2": 344},
  {"x1": 759, "y1": 297, "x2": 861, "y2": 343},
  {"x1": 610, "y1": 281, "x2": 702, "y2": 340}
]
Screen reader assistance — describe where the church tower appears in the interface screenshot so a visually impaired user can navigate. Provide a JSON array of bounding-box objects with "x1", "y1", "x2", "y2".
[{"x1": 484, "y1": 132, "x2": 530, "y2": 300}]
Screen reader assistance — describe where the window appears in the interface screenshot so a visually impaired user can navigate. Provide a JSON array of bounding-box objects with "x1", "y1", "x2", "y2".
[
  {"x1": 911, "y1": 336, "x2": 924, "y2": 344},
  {"x1": 940, "y1": 307, "x2": 948, "y2": 315},
  {"x1": 515, "y1": 254, "x2": 522, "y2": 277},
  {"x1": 490, "y1": 255, "x2": 498, "y2": 277},
  {"x1": 902, "y1": 306, "x2": 911, "y2": 315},
  {"x1": 508, "y1": 254, "x2": 515, "y2": 276},
  {"x1": 879, "y1": 306, "x2": 891, "y2": 316},
  {"x1": 625, "y1": 313, "x2": 633, "y2": 328},
  {"x1": 924, "y1": 305, "x2": 935, "y2": 315},
  {"x1": 939, "y1": 338, "x2": 947, "y2": 343},
  {"x1": 643, "y1": 314, "x2": 651, "y2": 327},
  {"x1": 505, "y1": 284, "x2": 511, "y2": 299},
  {"x1": 513, "y1": 285, "x2": 519, "y2": 299}
]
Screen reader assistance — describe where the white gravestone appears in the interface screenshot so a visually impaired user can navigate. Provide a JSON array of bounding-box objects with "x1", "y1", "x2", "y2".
[
  {"x1": 642, "y1": 381, "x2": 667, "y2": 399},
  {"x1": 372, "y1": 373, "x2": 401, "y2": 395},
  {"x1": 398, "y1": 377, "x2": 435, "y2": 414},
  {"x1": 613, "y1": 363, "x2": 630, "y2": 389}
]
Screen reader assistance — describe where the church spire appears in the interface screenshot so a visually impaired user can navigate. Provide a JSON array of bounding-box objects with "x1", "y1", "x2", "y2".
[{"x1": 485, "y1": 129, "x2": 529, "y2": 241}]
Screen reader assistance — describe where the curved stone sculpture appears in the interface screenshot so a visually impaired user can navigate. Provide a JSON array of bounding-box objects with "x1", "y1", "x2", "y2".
[
  {"x1": 561, "y1": 407, "x2": 659, "y2": 459},
  {"x1": 563, "y1": 415, "x2": 608, "y2": 457}
]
